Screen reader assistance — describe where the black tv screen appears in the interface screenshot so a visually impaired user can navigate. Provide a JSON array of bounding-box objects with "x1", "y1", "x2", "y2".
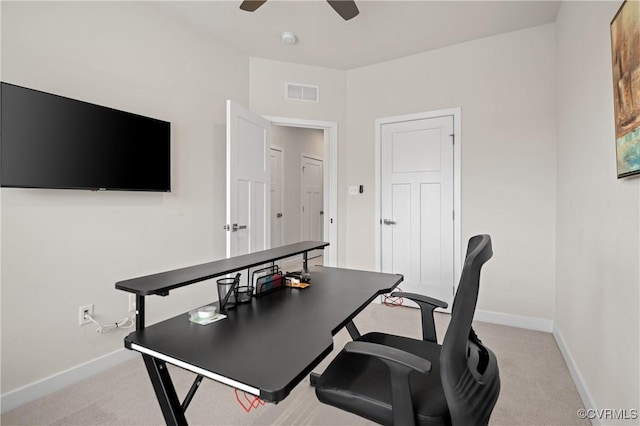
[{"x1": 1, "y1": 82, "x2": 170, "y2": 192}]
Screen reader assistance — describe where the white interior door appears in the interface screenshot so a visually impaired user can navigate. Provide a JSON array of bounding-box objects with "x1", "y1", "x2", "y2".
[
  {"x1": 301, "y1": 156, "x2": 323, "y2": 258},
  {"x1": 270, "y1": 147, "x2": 283, "y2": 248},
  {"x1": 380, "y1": 115, "x2": 454, "y2": 304},
  {"x1": 226, "y1": 100, "x2": 271, "y2": 257}
]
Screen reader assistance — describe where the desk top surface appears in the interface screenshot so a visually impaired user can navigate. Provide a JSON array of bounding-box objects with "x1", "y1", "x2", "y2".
[
  {"x1": 116, "y1": 241, "x2": 329, "y2": 296},
  {"x1": 124, "y1": 266, "x2": 402, "y2": 402}
]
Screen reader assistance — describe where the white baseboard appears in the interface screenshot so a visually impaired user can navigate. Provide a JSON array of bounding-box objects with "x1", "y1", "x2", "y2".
[
  {"x1": 474, "y1": 309, "x2": 554, "y2": 333},
  {"x1": 553, "y1": 325, "x2": 600, "y2": 426},
  {"x1": 372, "y1": 302, "x2": 554, "y2": 333},
  {"x1": 1, "y1": 348, "x2": 136, "y2": 414}
]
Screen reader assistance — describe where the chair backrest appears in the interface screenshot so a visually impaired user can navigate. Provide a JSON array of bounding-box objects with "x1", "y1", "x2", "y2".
[{"x1": 440, "y1": 234, "x2": 500, "y2": 426}]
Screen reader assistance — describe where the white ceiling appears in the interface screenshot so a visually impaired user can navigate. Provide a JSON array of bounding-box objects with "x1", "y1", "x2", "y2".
[{"x1": 158, "y1": 1, "x2": 561, "y2": 70}]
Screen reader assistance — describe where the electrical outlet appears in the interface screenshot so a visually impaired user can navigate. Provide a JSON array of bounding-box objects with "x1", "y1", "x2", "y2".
[
  {"x1": 79, "y1": 304, "x2": 94, "y2": 326},
  {"x1": 128, "y1": 294, "x2": 136, "y2": 313}
]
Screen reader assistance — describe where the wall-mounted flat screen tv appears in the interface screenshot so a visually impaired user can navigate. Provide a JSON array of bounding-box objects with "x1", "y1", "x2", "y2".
[{"x1": 1, "y1": 82, "x2": 170, "y2": 192}]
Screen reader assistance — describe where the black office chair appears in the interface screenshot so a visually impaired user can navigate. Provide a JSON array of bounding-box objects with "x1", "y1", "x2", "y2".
[{"x1": 315, "y1": 235, "x2": 499, "y2": 426}]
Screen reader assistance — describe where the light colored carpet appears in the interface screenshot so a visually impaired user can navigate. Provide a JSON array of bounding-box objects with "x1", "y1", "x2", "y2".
[{"x1": 2, "y1": 303, "x2": 587, "y2": 425}]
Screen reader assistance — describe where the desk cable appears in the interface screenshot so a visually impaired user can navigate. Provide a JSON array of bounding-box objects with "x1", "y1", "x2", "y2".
[
  {"x1": 235, "y1": 389, "x2": 264, "y2": 413},
  {"x1": 84, "y1": 312, "x2": 135, "y2": 334},
  {"x1": 382, "y1": 287, "x2": 404, "y2": 307}
]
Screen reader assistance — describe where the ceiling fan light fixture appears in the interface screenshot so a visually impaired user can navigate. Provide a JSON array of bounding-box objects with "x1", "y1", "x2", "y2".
[
  {"x1": 240, "y1": 0, "x2": 359, "y2": 21},
  {"x1": 281, "y1": 32, "x2": 297, "y2": 45}
]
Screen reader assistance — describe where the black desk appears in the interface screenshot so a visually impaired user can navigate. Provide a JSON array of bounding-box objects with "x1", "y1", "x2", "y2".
[{"x1": 117, "y1": 243, "x2": 402, "y2": 425}]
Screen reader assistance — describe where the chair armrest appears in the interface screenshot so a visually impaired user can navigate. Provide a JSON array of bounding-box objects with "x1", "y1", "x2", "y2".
[
  {"x1": 344, "y1": 341, "x2": 431, "y2": 374},
  {"x1": 344, "y1": 341, "x2": 431, "y2": 426},
  {"x1": 392, "y1": 292, "x2": 448, "y2": 343},
  {"x1": 393, "y1": 292, "x2": 448, "y2": 309}
]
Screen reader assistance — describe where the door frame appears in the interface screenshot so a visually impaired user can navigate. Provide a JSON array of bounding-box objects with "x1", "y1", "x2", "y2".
[
  {"x1": 263, "y1": 116, "x2": 338, "y2": 267},
  {"x1": 374, "y1": 108, "x2": 462, "y2": 293}
]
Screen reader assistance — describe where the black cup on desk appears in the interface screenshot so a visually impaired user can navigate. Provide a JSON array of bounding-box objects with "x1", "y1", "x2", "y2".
[
  {"x1": 217, "y1": 274, "x2": 240, "y2": 311},
  {"x1": 236, "y1": 284, "x2": 254, "y2": 304}
]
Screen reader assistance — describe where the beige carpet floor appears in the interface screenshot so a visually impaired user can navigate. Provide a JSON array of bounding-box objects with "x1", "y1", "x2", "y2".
[{"x1": 2, "y1": 303, "x2": 587, "y2": 425}]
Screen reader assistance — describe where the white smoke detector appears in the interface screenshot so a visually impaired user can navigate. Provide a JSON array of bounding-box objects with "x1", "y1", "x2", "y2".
[{"x1": 281, "y1": 32, "x2": 297, "y2": 45}]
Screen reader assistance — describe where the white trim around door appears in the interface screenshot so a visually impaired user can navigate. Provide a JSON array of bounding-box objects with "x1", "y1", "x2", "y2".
[
  {"x1": 262, "y1": 116, "x2": 338, "y2": 267},
  {"x1": 374, "y1": 108, "x2": 462, "y2": 304}
]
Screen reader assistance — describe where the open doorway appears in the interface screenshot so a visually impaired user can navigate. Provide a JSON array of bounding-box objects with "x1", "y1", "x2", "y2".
[
  {"x1": 265, "y1": 116, "x2": 338, "y2": 267},
  {"x1": 226, "y1": 103, "x2": 337, "y2": 266},
  {"x1": 270, "y1": 126, "x2": 324, "y2": 267}
]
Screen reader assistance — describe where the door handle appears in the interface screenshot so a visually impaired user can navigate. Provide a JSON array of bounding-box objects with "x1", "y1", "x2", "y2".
[
  {"x1": 232, "y1": 224, "x2": 247, "y2": 231},
  {"x1": 382, "y1": 219, "x2": 397, "y2": 225}
]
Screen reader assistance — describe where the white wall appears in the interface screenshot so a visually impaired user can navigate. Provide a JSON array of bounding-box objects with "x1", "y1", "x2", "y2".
[
  {"x1": 3, "y1": 1, "x2": 638, "y2": 417},
  {"x1": 1, "y1": 2, "x2": 249, "y2": 393},
  {"x1": 555, "y1": 0, "x2": 639, "y2": 417},
  {"x1": 345, "y1": 24, "x2": 558, "y2": 320},
  {"x1": 249, "y1": 58, "x2": 347, "y2": 265},
  {"x1": 271, "y1": 126, "x2": 324, "y2": 246}
]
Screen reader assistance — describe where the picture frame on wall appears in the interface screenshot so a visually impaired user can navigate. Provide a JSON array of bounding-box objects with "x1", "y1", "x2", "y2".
[{"x1": 611, "y1": 0, "x2": 640, "y2": 178}]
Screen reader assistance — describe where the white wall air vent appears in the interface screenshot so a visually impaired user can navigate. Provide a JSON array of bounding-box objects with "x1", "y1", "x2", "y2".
[{"x1": 285, "y1": 83, "x2": 319, "y2": 102}]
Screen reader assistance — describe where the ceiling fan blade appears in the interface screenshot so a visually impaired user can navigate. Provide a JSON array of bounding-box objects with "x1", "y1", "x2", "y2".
[
  {"x1": 240, "y1": 0, "x2": 267, "y2": 12},
  {"x1": 326, "y1": 0, "x2": 359, "y2": 20}
]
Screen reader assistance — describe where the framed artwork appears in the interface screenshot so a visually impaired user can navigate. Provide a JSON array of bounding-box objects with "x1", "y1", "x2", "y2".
[{"x1": 611, "y1": 0, "x2": 640, "y2": 178}]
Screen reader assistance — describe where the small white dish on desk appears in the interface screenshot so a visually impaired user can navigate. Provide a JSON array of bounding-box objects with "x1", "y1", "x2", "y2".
[{"x1": 188, "y1": 305, "x2": 226, "y2": 325}]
